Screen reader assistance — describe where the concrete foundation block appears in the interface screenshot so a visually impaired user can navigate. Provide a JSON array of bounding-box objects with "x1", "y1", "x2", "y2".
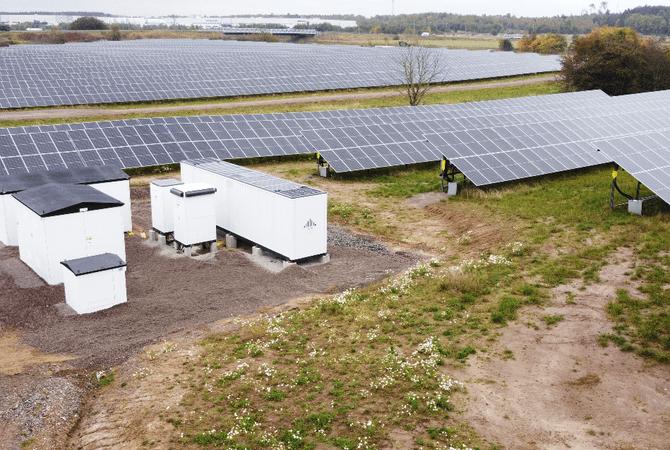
[
  {"x1": 628, "y1": 199, "x2": 643, "y2": 215},
  {"x1": 319, "y1": 254, "x2": 331, "y2": 264},
  {"x1": 252, "y1": 245, "x2": 263, "y2": 256},
  {"x1": 209, "y1": 241, "x2": 218, "y2": 253},
  {"x1": 226, "y1": 233, "x2": 237, "y2": 249},
  {"x1": 282, "y1": 260, "x2": 296, "y2": 269},
  {"x1": 149, "y1": 229, "x2": 157, "y2": 241},
  {"x1": 319, "y1": 165, "x2": 330, "y2": 178},
  {"x1": 172, "y1": 240, "x2": 180, "y2": 250},
  {"x1": 184, "y1": 246, "x2": 193, "y2": 257},
  {"x1": 158, "y1": 234, "x2": 167, "y2": 246},
  {"x1": 447, "y1": 182, "x2": 459, "y2": 196}
]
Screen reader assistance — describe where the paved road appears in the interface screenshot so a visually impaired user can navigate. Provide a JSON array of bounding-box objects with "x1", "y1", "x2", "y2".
[{"x1": 0, "y1": 76, "x2": 557, "y2": 122}]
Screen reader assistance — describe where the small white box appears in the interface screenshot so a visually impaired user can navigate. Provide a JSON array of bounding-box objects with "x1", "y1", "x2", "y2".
[
  {"x1": 171, "y1": 182, "x2": 217, "y2": 246},
  {"x1": 150, "y1": 179, "x2": 183, "y2": 233},
  {"x1": 628, "y1": 199, "x2": 643, "y2": 215},
  {"x1": 61, "y1": 253, "x2": 127, "y2": 314}
]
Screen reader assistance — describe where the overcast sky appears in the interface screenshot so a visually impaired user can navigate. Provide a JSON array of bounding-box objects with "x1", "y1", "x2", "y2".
[{"x1": 3, "y1": 1, "x2": 669, "y2": 18}]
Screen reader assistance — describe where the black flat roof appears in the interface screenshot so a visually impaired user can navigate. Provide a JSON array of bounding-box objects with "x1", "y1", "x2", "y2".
[
  {"x1": 0, "y1": 166, "x2": 129, "y2": 195},
  {"x1": 12, "y1": 183, "x2": 124, "y2": 217},
  {"x1": 61, "y1": 252, "x2": 126, "y2": 276}
]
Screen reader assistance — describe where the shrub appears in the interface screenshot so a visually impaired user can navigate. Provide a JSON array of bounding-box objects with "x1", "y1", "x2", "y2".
[
  {"x1": 518, "y1": 32, "x2": 566, "y2": 54},
  {"x1": 499, "y1": 38, "x2": 514, "y2": 51},
  {"x1": 0, "y1": 24, "x2": 11, "y2": 32},
  {"x1": 109, "y1": 24, "x2": 121, "y2": 41},
  {"x1": 69, "y1": 16, "x2": 109, "y2": 31}
]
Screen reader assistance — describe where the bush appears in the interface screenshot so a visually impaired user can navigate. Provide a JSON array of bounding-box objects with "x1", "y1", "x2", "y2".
[
  {"x1": 498, "y1": 38, "x2": 514, "y2": 51},
  {"x1": 561, "y1": 26, "x2": 670, "y2": 95},
  {"x1": 518, "y1": 32, "x2": 566, "y2": 54},
  {"x1": 109, "y1": 24, "x2": 121, "y2": 41},
  {"x1": 69, "y1": 16, "x2": 109, "y2": 31},
  {"x1": 0, "y1": 24, "x2": 11, "y2": 32}
]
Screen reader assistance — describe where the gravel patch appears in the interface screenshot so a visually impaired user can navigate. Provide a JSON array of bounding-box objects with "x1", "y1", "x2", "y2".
[{"x1": 327, "y1": 224, "x2": 393, "y2": 255}]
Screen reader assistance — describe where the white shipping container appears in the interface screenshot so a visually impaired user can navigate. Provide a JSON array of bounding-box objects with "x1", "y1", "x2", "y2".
[
  {"x1": 61, "y1": 253, "x2": 127, "y2": 314},
  {"x1": 181, "y1": 158, "x2": 327, "y2": 261},
  {"x1": 171, "y1": 182, "x2": 217, "y2": 246},
  {"x1": 150, "y1": 179, "x2": 183, "y2": 233},
  {"x1": 0, "y1": 166, "x2": 131, "y2": 245},
  {"x1": 14, "y1": 183, "x2": 126, "y2": 285}
]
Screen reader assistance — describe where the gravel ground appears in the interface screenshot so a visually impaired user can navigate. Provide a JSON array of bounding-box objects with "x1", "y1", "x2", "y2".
[{"x1": 327, "y1": 223, "x2": 393, "y2": 255}]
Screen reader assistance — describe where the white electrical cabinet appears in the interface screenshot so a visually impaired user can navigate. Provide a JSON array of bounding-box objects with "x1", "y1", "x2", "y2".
[
  {"x1": 181, "y1": 158, "x2": 327, "y2": 261},
  {"x1": 150, "y1": 179, "x2": 183, "y2": 234},
  {"x1": 13, "y1": 183, "x2": 126, "y2": 285},
  {"x1": 170, "y1": 182, "x2": 217, "y2": 246},
  {"x1": 61, "y1": 253, "x2": 127, "y2": 314},
  {"x1": 0, "y1": 166, "x2": 131, "y2": 245}
]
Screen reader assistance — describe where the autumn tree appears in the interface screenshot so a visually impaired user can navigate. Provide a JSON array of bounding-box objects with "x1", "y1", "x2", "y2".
[
  {"x1": 561, "y1": 26, "x2": 670, "y2": 95},
  {"x1": 518, "y1": 32, "x2": 567, "y2": 54}
]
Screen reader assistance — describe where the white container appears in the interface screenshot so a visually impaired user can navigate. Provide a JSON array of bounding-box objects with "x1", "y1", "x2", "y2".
[
  {"x1": 170, "y1": 182, "x2": 217, "y2": 246},
  {"x1": 0, "y1": 166, "x2": 131, "y2": 245},
  {"x1": 150, "y1": 179, "x2": 183, "y2": 234},
  {"x1": 13, "y1": 183, "x2": 126, "y2": 285},
  {"x1": 61, "y1": 253, "x2": 127, "y2": 314},
  {"x1": 181, "y1": 158, "x2": 327, "y2": 261}
]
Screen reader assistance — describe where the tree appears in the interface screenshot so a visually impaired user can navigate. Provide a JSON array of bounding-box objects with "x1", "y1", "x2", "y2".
[
  {"x1": 396, "y1": 44, "x2": 443, "y2": 106},
  {"x1": 560, "y1": 26, "x2": 670, "y2": 95},
  {"x1": 518, "y1": 32, "x2": 567, "y2": 54},
  {"x1": 0, "y1": 24, "x2": 11, "y2": 32},
  {"x1": 69, "y1": 16, "x2": 108, "y2": 31},
  {"x1": 498, "y1": 38, "x2": 514, "y2": 51},
  {"x1": 109, "y1": 24, "x2": 121, "y2": 41}
]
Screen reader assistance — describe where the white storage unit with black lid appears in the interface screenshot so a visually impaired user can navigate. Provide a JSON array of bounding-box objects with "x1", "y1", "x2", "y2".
[
  {"x1": 170, "y1": 182, "x2": 217, "y2": 247},
  {"x1": 180, "y1": 158, "x2": 327, "y2": 261},
  {"x1": 61, "y1": 253, "x2": 127, "y2": 314},
  {"x1": 150, "y1": 178, "x2": 183, "y2": 234},
  {"x1": 0, "y1": 165, "x2": 131, "y2": 246},
  {"x1": 13, "y1": 183, "x2": 126, "y2": 285}
]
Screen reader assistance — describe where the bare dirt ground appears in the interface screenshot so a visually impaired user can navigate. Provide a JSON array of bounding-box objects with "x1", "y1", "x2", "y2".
[
  {"x1": 460, "y1": 248, "x2": 670, "y2": 450},
  {"x1": 0, "y1": 185, "x2": 418, "y2": 449},
  {"x1": 0, "y1": 77, "x2": 555, "y2": 122}
]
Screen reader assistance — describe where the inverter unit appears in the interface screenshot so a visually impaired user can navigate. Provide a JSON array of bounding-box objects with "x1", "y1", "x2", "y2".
[
  {"x1": 150, "y1": 178, "x2": 183, "y2": 234},
  {"x1": 180, "y1": 158, "x2": 327, "y2": 261},
  {"x1": 13, "y1": 183, "x2": 126, "y2": 285},
  {"x1": 0, "y1": 166, "x2": 131, "y2": 245},
  {"x1": 170, "y1": 182, "x2": 217, "y2": 246},
  {"x1": 61, "y1": 253, "x2": 127, "y2": 314}
]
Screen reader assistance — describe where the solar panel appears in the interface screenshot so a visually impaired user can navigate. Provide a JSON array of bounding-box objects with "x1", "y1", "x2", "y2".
[
  {"x1": 594, "y1": 130, "x2": 670, "y2": 205},
  {"x1": 427, "y1": 100, "x2": 670, "y2": 186},
  {"x1": 0, "y1": 39, "x2": 561, "y2": 109}
]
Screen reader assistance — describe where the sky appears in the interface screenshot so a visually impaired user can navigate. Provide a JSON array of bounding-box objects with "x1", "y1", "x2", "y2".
[{"x1": 3, "y1": 0, "x2": 670, "y2": 18}]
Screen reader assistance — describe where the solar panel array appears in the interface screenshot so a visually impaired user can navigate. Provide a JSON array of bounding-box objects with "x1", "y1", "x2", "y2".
[
  {"x1": 0, "y1": 39, "x2": 561, "y2": 108},
  {"x1": 0, "y1": 90, "x2": 604, "y2": 177},
  {"x1": 593, "y1": 104, "x2": 670, "y2": 206},
  {"x1": 426, "y1": 91, "x2": 670, "y2": 186}
]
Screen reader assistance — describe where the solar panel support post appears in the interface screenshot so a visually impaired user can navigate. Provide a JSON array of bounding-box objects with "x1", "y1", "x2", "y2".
[
  {"x1": 610, "y1": 164, "x2": 633, "y2": 210},
  {"x1": 440, "y1": 157, "x2": 459, "y2": 194}
]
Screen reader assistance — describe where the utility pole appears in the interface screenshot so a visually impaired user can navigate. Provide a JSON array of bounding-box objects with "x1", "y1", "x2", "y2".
[{"x1": 392, "y1": 0, "x2": 394, "y2": 16}]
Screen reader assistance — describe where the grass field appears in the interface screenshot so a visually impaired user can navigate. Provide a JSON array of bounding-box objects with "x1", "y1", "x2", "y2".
[
  {"x1": 111, "y1": 161, "x2": 669, "y2": 450},
  {"x1": 308, "y1": 32, "x2": 508, "y2": 50}
]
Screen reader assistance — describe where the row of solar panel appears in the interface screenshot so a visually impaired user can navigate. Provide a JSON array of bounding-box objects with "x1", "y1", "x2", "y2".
[
  {"x1": 0, "y1": 39, "x2": 561, "y2": 108},
  {"x1": 0, "y1": 90, "x2": 669, "y2": 203},
  {"x1": 0, "y1": 90, "x2": 611, "y2": 175}
]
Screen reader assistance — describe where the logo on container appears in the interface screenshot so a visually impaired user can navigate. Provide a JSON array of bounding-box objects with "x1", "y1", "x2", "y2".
[{"x1": 304, "y1": 219, "x2": 317, "y2": 229}]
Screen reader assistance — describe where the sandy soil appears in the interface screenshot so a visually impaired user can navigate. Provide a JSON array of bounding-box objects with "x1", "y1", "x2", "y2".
[
  {"x1": 0, "y1": 77, "x2": 555, "y2": 122},
  {"x1": 459, "y1": 248, "x2": 670, "y2": 450}
]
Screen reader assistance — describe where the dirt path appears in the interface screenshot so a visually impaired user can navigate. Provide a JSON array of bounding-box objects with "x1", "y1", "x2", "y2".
[
  {"x1": 459, "y1": 248, "x2": 670, "y2": 450},
  {"x1": 0, "y1": 77, "x2": 556, "y2": 122}
]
